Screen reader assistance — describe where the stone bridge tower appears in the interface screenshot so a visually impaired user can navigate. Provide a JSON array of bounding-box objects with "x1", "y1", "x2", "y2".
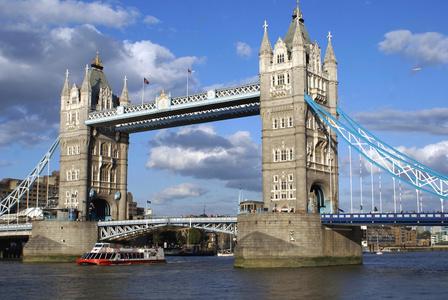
[
  {"x1": 235, "y1": 4, "x2": 361, "y2": 268},
  {"x1": 59, "y1": 53, "x2": 130, "y2": 221}
]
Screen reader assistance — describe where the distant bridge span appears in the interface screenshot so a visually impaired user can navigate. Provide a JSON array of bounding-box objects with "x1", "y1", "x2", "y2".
[{"x1": 2, "y1": 213, "x2": 448, "y2": 241}]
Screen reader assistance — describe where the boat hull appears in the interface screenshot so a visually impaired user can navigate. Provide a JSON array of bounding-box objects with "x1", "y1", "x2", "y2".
[{"x1": 76, "y1": 258, "x2": 166, "y2": 266}]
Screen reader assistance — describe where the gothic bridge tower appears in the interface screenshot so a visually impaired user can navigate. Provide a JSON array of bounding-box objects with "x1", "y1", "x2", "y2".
[
  {"x1": 235, "y1": 4, "x2": 362, "y2": 268},
  {"x1": 59, "y1": 53, "x2": 130, "y2": 221}
]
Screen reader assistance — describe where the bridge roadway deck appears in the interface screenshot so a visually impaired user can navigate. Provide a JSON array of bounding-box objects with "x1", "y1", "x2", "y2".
[{"x1": 1, "y1": 213, "x2": 447, "y2": 239}]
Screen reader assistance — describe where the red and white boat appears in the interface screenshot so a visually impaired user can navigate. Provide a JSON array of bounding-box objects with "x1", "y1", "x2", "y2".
[{"x1": 76, "y1": 243, "x2": 166, "y2": 265}]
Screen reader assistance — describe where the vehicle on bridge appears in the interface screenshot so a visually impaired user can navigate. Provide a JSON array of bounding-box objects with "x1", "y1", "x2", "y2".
[{"x1": 76, "y1": 243, "x2": 166, "y2": 266}]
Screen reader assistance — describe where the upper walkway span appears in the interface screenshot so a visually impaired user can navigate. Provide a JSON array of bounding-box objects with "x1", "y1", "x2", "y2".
[{"x1": 85, "y1": 83, "x2": 260, "y2": 133}]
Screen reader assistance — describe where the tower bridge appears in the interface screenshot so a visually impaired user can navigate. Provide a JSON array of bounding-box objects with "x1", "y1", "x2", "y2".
[{"x1": 1, "y1": 2, "x2": 447, "y2": 266}]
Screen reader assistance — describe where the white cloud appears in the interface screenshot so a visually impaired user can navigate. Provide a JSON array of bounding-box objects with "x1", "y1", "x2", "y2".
[
  {"x1": 0, "y1": 0, "x2": 139, "y2": 28},
  {"x1": 152, "y1": 183, "x2": 207, "y2": 204},
  {"x1": 398, "y1": 141, "x2": 448, "y2": 175},
  {"x1": 143, "y1": 15, "x2": 161, "y2": 25},
  {"x1": 354, "y1": 108, "x2": 448, "y2": 136},
  {"x1": 0, "y1": 23, "x2": 202, "y2": 146},
  {"x1": 236, "y1": 41, "x2": 252, "y2": 58},
  {"x1": 379, "y1": 30, "x2": 448, "y2": 65},
  {"x1": 146, "y1": 125, "x2": 261, "y2": 192}
]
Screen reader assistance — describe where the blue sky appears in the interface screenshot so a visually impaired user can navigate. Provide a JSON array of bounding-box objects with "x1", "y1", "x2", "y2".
[{"x1": 0, "y1": 0, "x2": 447, "y2": 215}]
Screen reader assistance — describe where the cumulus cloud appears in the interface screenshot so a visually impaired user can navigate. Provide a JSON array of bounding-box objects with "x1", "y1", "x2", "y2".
[
  {"x1": 0, "y1": 21, "x2": 201, "y2": 146},
  {"x1": 0, "y1": 0, "x2": 139, "y2": 28},
  {"x1": 379, "y1": 30, "x2": 448, "y2": 65},
  {"x1": 0, "y1": 107, "x2": 57, "y2": 147},
  {"x1": 398, "y1": 141, "x2": 448, "y2": 175},
  {"x1": 236, "y1": 41, "x2": 252, "y2": 58},
  {"x1": 354, "y1": 108, "x2": 448, "y2": 136},
  {"x1": 146, "y1": 126, "x2": 262, "y2": 192},
  {"x1": 143, "y1": 15, "x2": 161, "y2": 25},
  {"x1": 152, "y1": 183, "x2": 207, "y2": 204}
]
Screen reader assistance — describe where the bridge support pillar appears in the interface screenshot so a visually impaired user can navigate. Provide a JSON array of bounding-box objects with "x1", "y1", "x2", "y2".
[
  {"x1": 23, "y1": 221, "x2": 98, "y2": 262},
  {"x1": 234, "y1": 213, "x2": 362, "y2": 268}
]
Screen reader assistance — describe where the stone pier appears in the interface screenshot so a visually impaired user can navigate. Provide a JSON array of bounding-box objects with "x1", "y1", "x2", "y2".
[
  {"x1": 23, "y1": 221, "x2": 97, "y2": 262},
  {"x1": 235, "y1": 214, "x2": 362, "y2": 268}
]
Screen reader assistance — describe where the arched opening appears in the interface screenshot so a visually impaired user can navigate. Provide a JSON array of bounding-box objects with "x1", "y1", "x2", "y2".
[
  {"x1": 89, "y1": 198, "x2": 110, "y2": 221},
  {"x1": 309, "y1": 184, "x2": 326, "y2": 214}
]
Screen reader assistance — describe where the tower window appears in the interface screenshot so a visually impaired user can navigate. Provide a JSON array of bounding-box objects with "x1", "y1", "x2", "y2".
[
  {"x1": 288, "y1": 117, "x2": 293, "y2": 127},
  {"x1": 273, "y1": 175, "x2": 279, "y2": 182},
  {"x1": 280, "y1": 118, "x2": 286, "y2": 128},
  {"x1": 277, "y1": 53, "x2": 285, "y2": 64},
  {"x1": 289, "y1": 149, "x2": 294, "y2": 160},
  {"x1": 272, "y1": 75, "x2": 276, "y2": 87},
  {"x1": 274, "y1": 150, "x2": 280, "y2": 162},
  {"x1": 281, "y1": 150, "x2": 287, "y2": 161},
  {"x1": 277, "y1": 74, "x2": 285, "y2": 85},
  {"x1": 273, "y1": 119, "x2": 278, "y2": 129},
  {"x1": 288, "y1": 174, "x2": 293, "y2": 182}
]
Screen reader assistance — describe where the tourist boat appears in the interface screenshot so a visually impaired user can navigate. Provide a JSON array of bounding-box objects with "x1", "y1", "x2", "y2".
[
  {"x1": 76, "y1": 243, "x2": 166, "y2": 265},
  {"x1": 217, "y1": 249, "x2": 234, "y2": 257}
]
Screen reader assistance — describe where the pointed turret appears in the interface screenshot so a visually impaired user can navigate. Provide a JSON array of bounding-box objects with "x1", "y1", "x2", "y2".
[
  {"x1": 61, "y1": 69, "x2": 70, "y2": 97},
  {"x1": 260, "y1": 20, "x2": 272, "y2": 55},
  {"x1": 291, "y1": 17, "x2": 305, "y2": 48},
  {"x1": 284, "y1": 1, "x2": 310, "y2": 49},
  {"x1": 119, "y1": 76, "x2": 130, "y2": 105},
  {"x1": 81, "y1": 64, "x2": 90, "y2": 92},
  {"x1": 323, "y1": 32, "x2": 338, "y2": 116},
  {"x1": 259, "y1": 20, "x2": 273, "y2": 73},
  {"x1": 324, "y1": 32, "x2": 337, "y2": 64}
]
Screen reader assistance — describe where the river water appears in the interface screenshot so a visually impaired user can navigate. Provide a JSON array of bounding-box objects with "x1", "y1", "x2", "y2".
[{"x1": 1, "y1": 252, "x2": 448, "y2": 299}]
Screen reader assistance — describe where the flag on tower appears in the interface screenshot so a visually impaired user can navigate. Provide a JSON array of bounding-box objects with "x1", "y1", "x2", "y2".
[
  {"x1": 187, "y1": 68, "x2": 192, "y2": 74},
  {"x1": 143, "y1": 77, "x2": 150, "y2": 85}
]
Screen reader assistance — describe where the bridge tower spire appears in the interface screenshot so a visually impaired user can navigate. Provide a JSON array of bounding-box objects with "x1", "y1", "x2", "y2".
[
  {"x1": 58, "y1": 53, "x2": 130, "y2": 221},
  {"x1": 235, "y1": 3, "x2": 361, "y2": 268}
]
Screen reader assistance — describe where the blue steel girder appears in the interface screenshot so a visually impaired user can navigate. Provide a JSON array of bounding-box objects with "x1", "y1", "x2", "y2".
[
  {"x1": 304, "y1": 94, "x2": 448, "y2": 200},
  {"x1": 321, "y1": 213, "x2": 448, "y2": 226},
  {"x1": 85, "y1": 83, "x2": 260, "y2": 133}
]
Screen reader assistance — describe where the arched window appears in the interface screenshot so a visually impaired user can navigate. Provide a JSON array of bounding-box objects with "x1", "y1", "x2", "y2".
[
  {"x1": 101, "y1": 143, "x2": 108, "y2": 157},
  {"x1": 277, "y1": 53, "x2": 285, "y2": 64}
]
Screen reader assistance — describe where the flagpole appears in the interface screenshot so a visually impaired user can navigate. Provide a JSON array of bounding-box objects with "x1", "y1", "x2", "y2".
[
  {"x1": 142, "y1": 79, "x2": 145, "y2": 105},
  {"x1": 186, "y1": 71, "x2": 189, "y2": 99}
]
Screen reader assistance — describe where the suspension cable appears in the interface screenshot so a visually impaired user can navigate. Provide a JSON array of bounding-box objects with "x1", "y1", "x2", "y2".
[
  {"x1": 370, "y1": 162, "x2": 374, "y2": 212},
  {"x1": 359, "y1": 155, "x2": 363, "y2": 211},
  {"x1": 46, "y1": 160, "x2": 50, "y2": 207},
  {"x1": 416, "y1": 189, "x2": 420, "y2": 213},
  {"x1": 399, "y1": 180, "x2": 403, "y2": 212},
  {"x1": 379, "y1": 170, "x2": 382, "y2": 213},
  {"x1": 393, "y1": 177, "x2": 397, "y2": 213},
  {"x1": 36, "y1": 174, "x2": 40, "y2": 208},
  {"x1": 328, "y1": 127, "x2": 333, "y2": 212},
  {"x1": 349, "y1": 145, "x2": 353, "y2": 213}
]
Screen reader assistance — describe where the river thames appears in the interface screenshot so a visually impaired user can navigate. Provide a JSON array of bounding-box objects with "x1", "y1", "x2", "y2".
[{"x1": 1, "y1": 252, "x2": 448, "y2": 299}]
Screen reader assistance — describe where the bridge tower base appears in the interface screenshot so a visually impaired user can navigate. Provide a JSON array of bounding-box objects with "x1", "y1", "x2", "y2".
[
  {"x1": 234, "y1": 214, "x2": 362, "y2": 268},
  {"x1": 23, "y1": 221, "x2": 97, "y2": 262}
]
